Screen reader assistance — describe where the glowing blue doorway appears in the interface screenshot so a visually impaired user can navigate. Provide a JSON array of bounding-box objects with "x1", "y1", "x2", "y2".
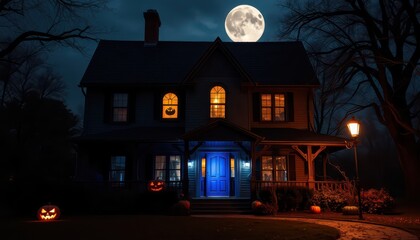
[{"x1": 206, "y1": 152, "x2": 230, "y2": 197}]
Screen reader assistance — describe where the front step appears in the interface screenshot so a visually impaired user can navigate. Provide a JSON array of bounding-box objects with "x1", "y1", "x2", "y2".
[{"x1": 190, "y1": 198, "x2": 252, "y2": 214}]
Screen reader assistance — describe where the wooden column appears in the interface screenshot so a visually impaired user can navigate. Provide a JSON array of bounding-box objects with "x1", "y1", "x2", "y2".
[
  {"x1": 183, "y1": 140, "x2": 190, "y2": 199},
  {"x1": 323, "y1": 154, "x2": 327, "y2": 181},
  {"x1": 307, "y1": 146, "x2": 315, "y2": 189}
]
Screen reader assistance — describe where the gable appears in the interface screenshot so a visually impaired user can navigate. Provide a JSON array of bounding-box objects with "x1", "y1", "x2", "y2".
[{"x1": 196, "y1": 48, "x2": 242, "y2": 79}]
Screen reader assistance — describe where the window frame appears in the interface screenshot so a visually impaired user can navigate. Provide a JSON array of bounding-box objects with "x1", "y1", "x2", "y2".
[
  {"x1": 260, "y1": 93, "x2": 286, "y2": 122},
  {"x1": 154, "y1": 155, "x2": 182, "y2": 183},
  {"x1": 210, "y1": 85, "x2": 226, "y2": 119},
  {"x1": 261, "y1": 155, "x2": 288, "y2": 182},
  {"x1": 111, "y1": 93, "x2": 129, "y2": 123},
  {"x1": 162, "y1": 92, "x2": 178, "y2": 119},
  {"x1": 109, "y1": 156, "x2": 126, "y2": 187}
]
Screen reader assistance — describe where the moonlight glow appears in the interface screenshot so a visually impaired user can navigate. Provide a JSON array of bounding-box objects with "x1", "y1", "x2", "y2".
[{"x1": 225, "y1": 5, "x2": 265, "y2": 42}]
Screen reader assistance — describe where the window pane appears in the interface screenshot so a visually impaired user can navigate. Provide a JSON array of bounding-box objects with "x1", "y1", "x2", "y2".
[
  {"x1": 262, "y1": 156, "x2": 273, "y2": 170},
  {"x1": 261, "y1": 108, "x2": 272, "y2": 121},
  {"x1": 110, "y1": 156, "x2": 126, "y2": 186},
  {"x1": 113, "y1": 108, "x2": 128, "y2": 122},
  {"x1": 201, "y1": 157, "x2": 206, "y2": 177},
  {"x1": 230, "y1": 158, "x2": 235, "y2": 178},
  {"x1": 275, "y1": 156, "x2": 287, "y2": 181},
  {"x1": 113, "y1": 93, "x2": 128, "y2": 107},
  {"x1": 155, "y1": 156, "x2": 166, "y2": 180},
  {"x1": 169, "y1": 156, "x2": 181, "y2": 169},
  {"x1": 262, "y1": 171, "x2": 272, "y2": 181},
  {"x1": 155, "y1": 170, "x2": 165, "y2": 180},
  {"x1": 274, "y1": 94, "x2": 285, "y2": 107},
  {"x1": 169, "y1": 170, "x2": 181, "y2": 181},
  {"x1": 261, "y1": 94, "x2": 271, "y2": 107},
  {"x1": 274, "y1": 107, "x2": 285, "y2": 121},
  {"x1": 210, "y1": 105, "x2": 225, "y2": 118}
]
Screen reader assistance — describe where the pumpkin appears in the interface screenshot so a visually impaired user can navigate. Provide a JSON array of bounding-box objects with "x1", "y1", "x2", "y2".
[
  {"x1": 342, "y1": 206, "x2": 359, "y2": 215},
  {"x1": 37, "y1": 204, "x2": 60, "y2": 221},
  {"x1": 251, "y1": 200, "x2": 263, "y2": 210},
  {"x1": 165, "y1": 107, "x2": 176, "y2": 116},
  {"x1": 148, "y1": 180, "x2": 165, "y2": 192},
  {"x1": 310, "y1": 205, "x2": 321, "y2": 214}
]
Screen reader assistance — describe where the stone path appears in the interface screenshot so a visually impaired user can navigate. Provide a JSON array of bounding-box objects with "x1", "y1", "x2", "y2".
[{"x1": 195, "y1": 215, "x2": 418, "y2": 240}]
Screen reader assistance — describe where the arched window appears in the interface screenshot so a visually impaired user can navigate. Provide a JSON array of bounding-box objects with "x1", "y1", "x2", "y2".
[
  {"x1": 162, "y1": 93, "x2": 178, "y2": 119},
  {"x1": 210, "y1": 86, "x2": 225, "y2": 118}
]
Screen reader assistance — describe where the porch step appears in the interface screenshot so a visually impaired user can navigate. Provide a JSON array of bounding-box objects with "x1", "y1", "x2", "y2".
[{"x1": 190, "y1": 198, "x2": 252, "y2": 214}]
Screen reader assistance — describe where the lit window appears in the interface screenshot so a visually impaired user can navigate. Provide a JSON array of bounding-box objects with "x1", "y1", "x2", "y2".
[
  {"x1": 112, "y1": 93, "x2": 128, "y2": 122},
  {"x1": 210, "y1": 86, "x2": 225, "y2": 118},
  {"x1": 261, "y1": 155, "x2": 288, "y2": 181},
  {"x1": 162, "y1": 93, "x2": 178, "y2": 119},
  {"x1": 154, "y1": 155, "x2": 181, "y2": 182},
  {"x1": 201, "y1": 157, "x2": 206, "y2": 177},
  {"x1": 110, "y1": 156, "x2": 126, "y2": 187},
  {"x1": 230, "y1": 157, "x2": 235, "y2": 178},
  {"x1": 261, "y1": 93, "x2": 285, "y2": 121}
]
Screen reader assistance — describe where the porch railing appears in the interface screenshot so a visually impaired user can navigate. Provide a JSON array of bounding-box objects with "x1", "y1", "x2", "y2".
[{"x1": 252, "y1": 180, "x2": 353, "y2": 192}]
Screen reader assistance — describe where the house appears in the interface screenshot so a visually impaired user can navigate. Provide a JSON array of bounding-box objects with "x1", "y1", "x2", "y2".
[{"x1": 76, "y1": 10, "x2": 348, "y2": 203}]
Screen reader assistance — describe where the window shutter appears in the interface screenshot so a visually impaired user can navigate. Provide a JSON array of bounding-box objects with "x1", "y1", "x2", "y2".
[
  {"x1": 252, "y1": 93, "x2": 261, "y2": 121},
  {"x1": 128, "y1": 93, "x2": 136, "y2": 123},
  {"x1": 288, "y1": 154, "x2": 296, "y2": 181},
  {"x1": 287, "y1": 92, "x2": 294, "y2": 122},
  {"x1": 103, "y1": 92, "x2": 111, "y2": 123},
  {"x1": 154, "y1": 92, "x2": 161, "y2": 120}
]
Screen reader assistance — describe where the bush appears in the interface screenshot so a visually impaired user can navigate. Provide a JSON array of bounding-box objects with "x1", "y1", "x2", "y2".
[
  {"x1": 310, "y1": 187, "x2": 353, "y2": 212},
  {"x1": 257, "y1": 186, "x2": 312, "y2": 212},
  {"x1": 361, "y1": 188, "x2": 395, "y2": 214},
  {"x1": 253, "y1": 203, "x2": 278, "y2": 215}
]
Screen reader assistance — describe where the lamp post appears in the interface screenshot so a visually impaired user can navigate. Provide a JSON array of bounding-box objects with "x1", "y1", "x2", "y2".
[{"x1": 346, "y1": 116, "x2": 363, "y2": 220}]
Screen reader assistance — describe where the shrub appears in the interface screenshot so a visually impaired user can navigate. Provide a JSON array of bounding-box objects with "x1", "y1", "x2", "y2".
[
  {"x1": 310, "y1": 187, "x2": 353, "y2": 212},
  {"x1": 361, "y1": 188, "x2": 395, "y2": 214},
  {"x1": 257, "y1": 186, "x2": 312, "y2": 212}
]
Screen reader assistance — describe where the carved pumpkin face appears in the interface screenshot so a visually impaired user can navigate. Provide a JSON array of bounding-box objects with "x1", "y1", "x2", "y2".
[
  {"x1": 165, "y1": 107, "x2": 176, "y2": 116},
  {"x1": 37, "y1": 205, "x2": 60, "y2": 220},
  {"x1": 148, "y1": 180, "x2": 165, "y2": 192}
]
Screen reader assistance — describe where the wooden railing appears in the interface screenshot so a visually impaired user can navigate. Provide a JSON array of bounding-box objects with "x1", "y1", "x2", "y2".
[{"x1": 252, "y1": 180, "x2": 353, "y2": 192}]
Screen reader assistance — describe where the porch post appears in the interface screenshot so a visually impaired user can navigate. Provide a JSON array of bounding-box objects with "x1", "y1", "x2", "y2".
[
  {"x1": 323, "y1": 154, "x2": 327, "y2": 181},
  {"x1": 307, "y1": 146, "x2": 315, "y2": 189},
  {"x1": 251, "y1": 141, "x2": 257, "y2": 200},
  {"x1": 183, "y1": 140, "x2": 190, "y2": 199}
]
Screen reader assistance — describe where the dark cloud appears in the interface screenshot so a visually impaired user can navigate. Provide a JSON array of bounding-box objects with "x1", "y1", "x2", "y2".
[{"x1": 45, "y1": 0, "x2": 285, "y2": 116}]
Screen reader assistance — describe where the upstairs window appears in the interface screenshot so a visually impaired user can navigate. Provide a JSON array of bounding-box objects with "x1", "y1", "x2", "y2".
[
  {"x1": 261, "y1": 93, "x2": 285, "y2": 121},
  {"x1": 162, "y1": 93, "x2": 178, "y2": 119},
  {"x1": 112, "y1": 93, "x2": 128, "y2": 122},
  {"x1": 210, "y1": 86, "x2": 225, "y2": 118}
]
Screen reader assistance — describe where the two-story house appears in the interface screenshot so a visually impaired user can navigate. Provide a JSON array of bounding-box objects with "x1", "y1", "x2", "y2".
[{"x1": 76, "y1": 10, "x2": 347, "y2": 202}]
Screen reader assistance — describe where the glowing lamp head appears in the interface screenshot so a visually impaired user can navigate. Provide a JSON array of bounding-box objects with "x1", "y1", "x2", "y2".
[{"x1": 347, "y1": 116, "x2": 360, "y2": 138}]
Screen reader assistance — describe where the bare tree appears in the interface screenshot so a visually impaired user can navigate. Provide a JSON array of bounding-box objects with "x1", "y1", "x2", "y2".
[
  {"x1": 282, "y1": 0, "x2": 420, "y2": 199},
  {"x1": 0, "y1": 0, "x2": 107, "y2": 60}
]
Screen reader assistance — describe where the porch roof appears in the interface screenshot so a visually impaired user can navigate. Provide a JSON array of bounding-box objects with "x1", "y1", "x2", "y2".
[
  {"x1": 251, "y1": 128, "x2": 348, "y2": 147},
  {"x1": 182, "y1": 120, "x2": 263, "y2": 141},
  {"x1": 74, "y1": 127, "x2": 184, "y2": 142}
]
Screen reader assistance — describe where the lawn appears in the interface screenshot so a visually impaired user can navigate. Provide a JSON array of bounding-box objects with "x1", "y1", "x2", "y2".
[{"x1": 3, "y1": 215, "x2": 340, "y2": 240}]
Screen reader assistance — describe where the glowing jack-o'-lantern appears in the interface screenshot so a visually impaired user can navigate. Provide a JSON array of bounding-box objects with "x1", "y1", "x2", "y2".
[
  {"x1": 37, "y1": 205, "x2": 60, "y2": 221},
  {"x1": 148, "y1": 180, "x2": 165, "y2": 192},
  {"x1": 165, "y1": 107, "x2": 176, "y2": 116}
]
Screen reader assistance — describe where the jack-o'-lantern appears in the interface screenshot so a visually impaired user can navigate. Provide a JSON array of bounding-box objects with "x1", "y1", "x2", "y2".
[
  {"x1": 37, "y1": 205, "x2": 60, "y2": 220},
  {"x1": 310, "y1": 205, "x2": 321, "y2": 214},
  {"x1": 148, "y1": 180, "x2": 165, "y2": 192},
  {"x1": 165, "y1": 107, "x2": 176, "y2": 116}
]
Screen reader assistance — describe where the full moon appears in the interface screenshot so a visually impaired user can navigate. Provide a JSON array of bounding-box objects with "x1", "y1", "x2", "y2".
[{"x1": 225, "y1": 5, "x2": 265, "y2": 42}]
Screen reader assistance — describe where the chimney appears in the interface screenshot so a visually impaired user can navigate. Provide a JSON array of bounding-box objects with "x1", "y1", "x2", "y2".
[{"x1": 143, "y1": 9, "x2": 161, "y2": 45}]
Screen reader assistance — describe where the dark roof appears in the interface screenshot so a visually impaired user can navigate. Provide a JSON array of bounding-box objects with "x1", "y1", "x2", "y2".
[
  {"x1": 80, "y1": 38, "x2": 318, "y2": 87},
  {"x1": 75, "y1": 127, "x2": 184, "y2": 142},
  {"x1": 252, "y1": 128, "x2": 348, "y2": 146}
]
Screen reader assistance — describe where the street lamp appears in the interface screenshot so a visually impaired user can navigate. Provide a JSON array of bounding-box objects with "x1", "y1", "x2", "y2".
[{"x1": 346, "y1": 116, "x2": 363, "y2": 220}]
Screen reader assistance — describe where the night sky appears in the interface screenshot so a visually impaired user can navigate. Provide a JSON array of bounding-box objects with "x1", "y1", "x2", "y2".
[{"x1": 48, "y1": 0, "x2": 286, "y2": 117}]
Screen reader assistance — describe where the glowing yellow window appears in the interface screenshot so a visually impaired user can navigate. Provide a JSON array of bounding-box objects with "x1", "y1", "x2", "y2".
[
  {"x1": 162, "y1": 93, "x2": 178, "y2": 119},
  {"x1": 210, "y1": 86, "x2": 225, "y2": 118}
]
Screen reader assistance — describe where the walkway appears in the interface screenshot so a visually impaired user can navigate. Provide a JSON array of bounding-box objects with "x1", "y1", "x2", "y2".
[{"x1": 195, "y1": 215, "x2": 418, "y2": 240}]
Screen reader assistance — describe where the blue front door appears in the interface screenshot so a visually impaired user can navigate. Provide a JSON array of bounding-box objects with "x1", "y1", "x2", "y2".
[{"x1": 206, "y1": 153, "x2": 230, "y2": 197}]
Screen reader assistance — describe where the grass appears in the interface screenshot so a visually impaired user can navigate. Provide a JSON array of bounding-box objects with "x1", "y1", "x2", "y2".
[{"x1": 3, "y1": 215, "x2": 340, "y2": 240}]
